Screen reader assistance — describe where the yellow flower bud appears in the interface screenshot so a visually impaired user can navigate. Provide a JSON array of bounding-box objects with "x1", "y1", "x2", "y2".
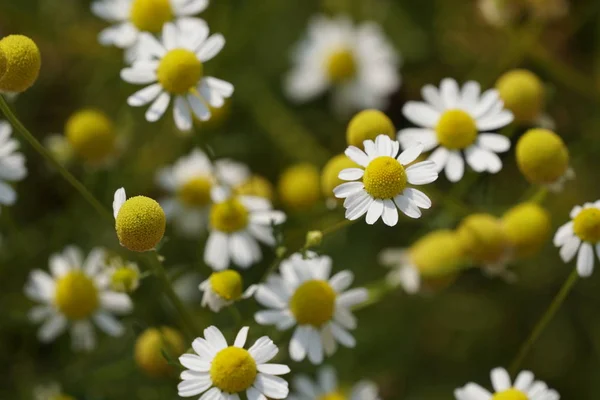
[
  {"x1": 346, "y1": 109, "x2": 395, "y2": 148},
  {"x1": 320, "y1": 154, "x2": 358, "y2": 199},
  {"x1": 65, "y1": 109, "x2": 117, "y2": 165},
  {"x1": 456, "y1": 214, "x2": 509, "y2": 265},
  {"x1": 496, "y1": 69, "x2": 545, "y2": 123},
  {"x1": 0, "y1": 35, "x2": 41, "y2": 93},
  {"x1": 516, "y1": 128, "x2": 569, "y2": 185},
  {"x1": 235, "y1": 175, "x2": 274, "y2": 201},
  {"x1": 278, "y1": 163, "x2": 321, "y2": 211},
  {"x1": 410, "y1": 230, "x2": 465, "y2": 279},
  {"x1": 502, "y1": 202, "x2": 551, "y2": 258},
  {"x1": 115, "y1": 196, "x2": 166, "y2": 252},
  {"x1": 305, "y1": 230, "x2": 323, "y2": 248},
  {"x1": 135, "y1": 327, "x2": 185, "y2": 378}
]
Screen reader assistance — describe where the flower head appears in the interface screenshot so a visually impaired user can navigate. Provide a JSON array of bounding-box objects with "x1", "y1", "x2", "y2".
[
  {"x1": 334, "y1": 135, "x2": 438, "y2": 225},
  {"x1": 65, "y1": 109, "x2": 118, "y2": 165},
  {"x1": 0, "y1": 121, "x2": 27, "y2": 209},
  {"x1": 121, "y1": 23, "x2": 233, "y2": 131},
  {"x1": 103, "y1": 255, "x2": 141, "y2": 293},
  {"x1": 398, "y1": 78, "x2": 513, "y2": 182},
  {"x1": 502, "y1": 202, "x2": 551, "y2": 259},
  {"x1": 288, "y1": 366, "x2": 381, "y2": 400},
  {"x1": 24, "y1": 246, "x2": 133, "y2": 351},
  {"x1": 135, "y1": 326, "x2": 186, "y2": 377},
  {"x1": 0, "y1": 35, "x2": 41, "y2": 93},
  {"x1": 554, "y1": 200, "x2": 600, "y2": 277},
  {"x1": 178, "y1": 326, "x2": 290, "y2": 399},
  {"x1": 278, "y1": 163, "x2": 321, "y2": 211},
  {"x1": 199, "y1": 270, "x2": 257, "y2": 312},
  {"x1": 254, "y1": 252, "x2": 368, "y2": 364},
  {"x1": 113, "y1": 187, "x2": 166, "y2": 252},
  {"x1": 346, "y1": 109, "x2": 396, "y2": 148},
  {"x1": 496, "y1": 69, "x2": 545, "y2": 124}
]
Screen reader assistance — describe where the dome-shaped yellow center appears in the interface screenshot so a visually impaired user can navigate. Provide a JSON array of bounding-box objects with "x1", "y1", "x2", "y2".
[
  {"x1": 290, "y1": 280, "x2": 336, "y2": 327},
  {"x1": 573, "y1": 208, "x2": 600, "y2": 243},
  {"x1": 54, "y1": 270, "x2": 99, "y2": 320},
  {"x1": 0, "y1": 48, "x2": 6, "y2": 79},
  {"x1": 210, "y1": 347, "x2": 257, "y2": 393},
  {"x1": 346, "y1": 110, "x2": 396, "y2": 148},
  {"x1": 502, "y1": 203, "x2": 551, "y2": 258},
  {"x1": 209, "y1": 199, "x2": 249, "y2": 233},
  {"x1": 157, "y1": 49, "x2": 203, "y2": 94},
  {"x1": 321, "y1": 154, "x2": 359, "y2": 199},
  {"x1": 318, "y1": 392, "x2": 346, "y2": 400},
  {"x1": 65, "y1": 109, "x2": 116, "y2": 164},
  {"x1": 363, "y1": 156, "x2": 407, "y2": 199},
  {"x1": 116, "y1": 196, "x2": 166, "y2": 252},
  {"x1": 496, "y1": 69, "x2": 545, "y2": 123},
  {"x1": 177, "y1": 177, "x2": 212, "y2": 208},
  {"x1": 209, "y1": 270, "x2": 243, "y2": 301},
  {"x1": 410, "y1": 230, "x2": 465, "y2": 279},
  {"x1": 456, "y1": 213, "x2": 508, "y2": 264},
  {"x1": 235, "y1": 175, "x2": 274, "y2": 201},
  {"x1": 129, "y1": 0, "x2": 173, "y2": 32},
  {"x1": 516, "y1": 129, "x2": 569, "y2": 185},
  {"x1": 135, "y1": 326, "x2": 186, "y2": 377},
  {"x1": 111, "y1": 266, "x2": 139, "y2": 292},
  {"x1": 435, "y1": 109, "x2": 478, "y2": 150},
  {"x1": 326, "y1": 49, "x2": 356, "y2": 83},
  {"x1": 0, "y1": 35, "x2": 41, "y2": 93},
  {"x1": 278, "y1": 164, "x2": 321, "y2": 211},
  {"x1": 491, "y1": 388, "x2": 528, "y2": 400}
]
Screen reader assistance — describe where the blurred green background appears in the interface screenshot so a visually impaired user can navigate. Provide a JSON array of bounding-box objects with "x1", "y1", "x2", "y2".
[{"x1": 2, "y1": 0, "x2": 600, "y2": 398}]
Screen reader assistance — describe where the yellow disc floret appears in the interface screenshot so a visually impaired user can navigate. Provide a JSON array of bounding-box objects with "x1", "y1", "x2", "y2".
[
  {"x1": 492, "y1": 389, "x2": 528, "y2": 400},
  {"x1": 0, "y1": 48, "x2": 6, "y2": 80},
  {"x1": 290, "y1": 280, "x2": 336, "y2": 327},
  {"x1": 321, "y1": 154, "x2": 358, "y2": 199},
  {"x1": 346, "y1": 110, "x2": 396, "y2": 148},
  {"x1": 502, "y1": 202, "x2": 551, "y2": 258},
  {"x1": 54, "y1": 270, "x2": 99, "y2": 320},
  {"x1": 111, "y1": 266, "x2": 140, "y2": 292},
  {"x1": 410, "y1": 230, "x2": 465, "y2": 279},
  {"x1": 363, "y1": 156, "x2": 407, "y2": 199},
  {"x1": 326, "y1": 48, "x2": 356, "y2": 83},
  {"x1": 496, "y1": 69, "x2": 545, "y2": 123},
  {"x1": 456, "y1": 213, "x2": 508, "y2": 265},
  {"x1": 65, "y1": 109, "x2": 117, "y2": 164},
  {"x1": 0, "y1": 35, "x2": 41, "y2": 93},
  {"x1": 157, "y1": 49, "x2": 203, "y2": 94},
  {"x1": 116, "y1": 196, "x2": 166, "y2": 252},
  {"x1": 177, "y1": 177, "x2": 212, "y2": 208},
  {"x1": 318, "y1": 393, "x2": 346, "y2": 400},
  {"x1": 516, "y1": 128, "x2": 569, "y2": 185},
  {"x1": 210, "y1": 347, "x2": 257, "y2": 393},
  {"x1": 209, "y1": 270, "x2": 243, "y2": 301},
  {"x1": 129, "y1": 0, "x2": 173, "y2": 32},
  {"x1": 278, "y1": 163, "x2": 321, "y2": 211},
  {"x1": 210, "y1": 198, "x2": 249, "y2": 233},
  {"x1": 235, "y1": 175, "x2": 274, "y2": 201},
  {"x1": 573, "y1": 208, "x2": 600, "y2": 243},
  {"x1": 135, "y1": 327, "x2": 186, "y2": 378},
  {"x1": 435, "y1": 110, "x2": 478, "y2": 150}
]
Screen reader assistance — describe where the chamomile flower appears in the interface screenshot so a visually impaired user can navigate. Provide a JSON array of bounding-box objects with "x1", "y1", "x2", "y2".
[
  {"x1": 554, "y1": 201, "x2": 600, "y2": 277},
  {"x1": 285, "y1": 15, "x2": 400, "y2": 114},
  {"x1": 204, "y1": 188, "x2": 286, "y2": 270},
  {"x1": 502, "y1": 203, "x2": 551, "y2": 259},
  {"x1": 288, "y1": 366, "x2": 380, "y2": 400},
  {"x1": 0, "y1": 121, "x2": 27, "y2": 210},
  {"x1": 398, "y1": 78, "x2": 513, "y2": 182},
  {"x1": 254, "y1": 252, "x2": 368, "y2": 364},
  {"x1": 278, "y1": 163, "x2": 321, "y2": 211},
  {"x1": 199, "y1": 270, "x2": 257, "y2": 312},
  {"x1": 0, "y1": 35, "x2": 41, "y2": 93},
  {"x1": 454, "y1": 367, "x2": 559, "y2": 400},
  {"x1": 135, "y1": 326, "x2": 186, "y2": 377},
  {"x1": 64, "y1": 109, "x2": 120, "y2": 166},
  {"x1": 333, "y1": 135, "x2": 438, "y2": 225},
  {"x1": 178, "y1": 326, "x2": 290, "y2": 400},
  {"x1": 102, "y1": 255, "x2": 141, "y2": 293},
  {"x1": 91, "y1": 0, "x2": 209, "y2": 61},
  {"x1": 121, "y1": 22, "x2": 234, "y2": 132},
  {"x1": 24, "y1": 246, "x2": 133, "y2": 351},
  {"x1": 496, "y1": 69, "x2": 545, "y2": 125}
]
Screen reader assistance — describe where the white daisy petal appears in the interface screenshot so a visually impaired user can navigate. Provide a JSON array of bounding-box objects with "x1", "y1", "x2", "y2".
[
  {"x1": 440, "y1": 78, "x2": 460, "y2": 108},
  {"x1": 394, "y1": 194, "x2": 421, "y2": 219},
  {"x1": 204, "y1": 326, "x2": 228, "y2": 350},
  {"x1": 254, "y1": 374, "x2": 289, "y2": 399},
  {"x1": 406, "y1": 161, "x2": 438, "y2": 185},
  {"x1": 381, "y1": 198, "x2": 399, "y2": 226},
  {"x1": 345, "y1": 196, "x2": 374, "y2": 221},
  {"x1": 127, "y1": 84, "x2": 163, "y2": 107},
  {"x1": 428, "y1": 147, "x2": 449, "y2": 172},
  {"x1": 365, "y1": 199, "x2": 384, "y2": 225},
  {"x1": 461, "y1": 383, "x2": 492, "y2": 399},
  {"x1": 514, "y1": 371, "x2": 534, "y2": 391},
  {"x1": 397, "y1": 142, "x2": 423, "y2": 165},
  {"x1": 577, "y1": 242, "x2": 595, "y2": 277},
  {"x1": 402, "y1": 188, "x2": 432, "y2": 209},
  {"x1": 197, "y1": 34, "x2": 226, "y2": 62},
  {"x1": 234, "y1": 326, "x2": 249, "y2": 348},
  {"x1": 445, "y1": 151, "x2": 464, "y2": 182},
  {"x1": 120, "y1": 67, "x2": 157, "y2": 84},
  {"x1": 180, "y1": 354, "x2": 212, "y2": 371},
  {"x1": 402, "y1": 101, "x2": 440, "y2": 128},
  {"x1": 477, "y1": 133, "x2": 511, "y2": 153},
  {"x1": 397, "y1": 128, "x2": 439, "y2": 152},
  {"x1": 257, "y1": 364, "x2": 290, "y2": 375},
  {"x1": 560, "y1": 236, "x2": 581, "y2": 262},
  {"x1": 174, "y1": 96, "x2": 193, "y2": 131},
  {"x1": 421, "y1": 84, "x2": 445, "y2": 111},
  {"x1": 289, "y1": 326, "x2": 310, "y2": 361},
  {"x1": 345, "y1": 146, "x2": 370, "y2": 167},
  {"x1": 490, "y1": 368, "x2": 511, "y2": 392},
  {"x1": 477, "y1": 110, "x2": 514, "y2": 131},
  {"x1": 145, "y1": 92, "x2": 171, "y2": 122},
  {"x1": 338, "y1": 168, "x2": 364, "y2": 181},
  {"x1": 333, "y1": 182, "x2": 364, "y2": 198},
  {"x1": 337, "y1": 288, "x2": 368, "y2": 308},
  {"x1": 553, "y1": 222, "x2": 574, "y2": 246}
]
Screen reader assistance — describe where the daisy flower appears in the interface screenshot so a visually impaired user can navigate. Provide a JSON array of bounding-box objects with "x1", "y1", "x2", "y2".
[
  {"x1": 0, "y1": 120, "x2": 27, "y2": 209},
  {"x1": 178, "y1": 326, "x2": 290, "y2": 400},
  {"x1": 254, "y1": 252, "x2": 368, "y2": 364},
  {"x1": 333, "y1": 134, "x2": 438, "y2": 225},
  {"x1": 121, "y1": 22, "x2": 234, "y2": 132},
  {"x1": 554, "y1": 200, "x2": 600, "y2": 277},
  {"x1": 398, "y1": 78, "x2": 513, "y2": 182},
  {"x1": 101, "y1": 255, "x2": 141, "y2": 293},
  {"x1": 204, "y1": 188, "x2": 286, "y2": 270},
  {"x1": 454, "y1": 367, "x2": 559, "y2": 400},
  {"x1": 24, "y1": 246, "x2": 133, "y2": 351},
  {"x1": 199, "y1": 270, "x2": 257, "y2": 312},
  {"x1": 288, "y1": 366, "x2": 380, "y2": 400},
  {"x1": 91, "y1": 0, "x2": 209, "y2": 61},
  {"x1": 285, "y1": 15, "x2": 400, "y2": 114}
]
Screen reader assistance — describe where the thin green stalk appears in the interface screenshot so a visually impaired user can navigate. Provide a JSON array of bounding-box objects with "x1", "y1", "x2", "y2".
[
  {"x1": 509, "y1": 269, "x2": 579, "y2": 374},
  {"x1": 0, "y1": 95, "x2": 113, "y2": 223}
]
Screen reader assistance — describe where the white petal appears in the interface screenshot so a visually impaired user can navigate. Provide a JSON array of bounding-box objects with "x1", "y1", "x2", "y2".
[
  {"x1": 318, "y1": 366, "x2": 338, "y2": 393},
  {"x1": 176, "y1": 0, "x2": 209, "y2": 16},
  {"x1": 205, "y1": 77, "x2": 235, "y2": 98},
  {"x1": 249, "y1": 336, "x2": 278, "y2": 364},
  {"x1": 204, "y1": 326, "x2": 228, "y2": 350},
  {"x1": 330, "y1": 323, "x2": 355, "y2": 348},
  {"x1": 345, "y1": 146, "x2": 369, "y2": 167},
  {"x1": 477, "y1": 133, "x2": 511, "y2": 153},
  {"x1": 397, "y1": 142, "x2": 424, "y2": 165},
  {"x1": 188, "y1": 93, "x2": 211, "y2": 121},
  {"x1": 491, "y1": 368, "x2": 512, "y2": 392},
  {"x1": 472, "y1": 90, "x2": 500, "y2": 119},
  {"x1": 120, "y1": 67, "x2": 157, "y2": 84},
  {"x1": 461, "y1": 383, "x2": 493, "y2": 400},
  {"x1": 100, "y1": 292, "x2": 133, "y2": 314},
  {"x1": 38, "y1": 314, "x2": 67, "y2": 343},
  {"x1": 338, "y1": 168, "x2": 364, "y2": 181},
  {"x1": 257, "y1": 364, "x2": 290, "y2": 375},
  {"x1": 514, "y1": 370, "x2": 534, "y2": 391},
  {"x1": 445, "y1": 151, "x2": 464, "y2": 182},
  {"x1": 406, "y1": 161, "x2": 439, "y2": 185},
  {"x1": 428, "y1": 147, "x2": 449, "y2": 172},
  {"x1": 329, "y1": 270, "x2": 354, "y2": 292},
  {"x1": 93, "y1": 313, "x2": 125, "y2": 336},
  {"x1": 337, "y1": 288, "x2": 368, "y2": 308},
  {"x1": 253, "y1": 374, "x2": 289, "y2": 399},
  {"x1": 553, "y1": 222, "x2": 574, "y2": 246},
  {"x1": 246, "y1": 386, "x2": 267, "y2": 400},
  {"x1": 381, "y1": 198, "x2": 399, "y2": 226},
  {"x1": 333, "y1": 182, "x2": 364, "y2": 198},
  {"x1": 112, "y1": 188, "x2": 126, "y2": 219},
  {"x1": 199, "y1": 387, "x2": 223, "y2": 400},
  {"x1": 197, "y1": 34, "x2": 225, "y2": 62},
  {"x1": 397, "y1": 128, "x2": 438, "y2": 152},
  {"x1": 477, "y1": 110, "x2": 514, "y2": 131},
  {"x1": 402, "y1": 188, "x2": 432, "y2": 209},
  {"x1": 289, "y1": 326, "x2": 309, "y2": 361},
  {"x1": 365, "y1": 199, "x2": 384, "y2": 225},
  {"x1": 577, "y1": 242, "x2": 595, "y2": 277},
  {"x1": 178, "y1": 376, "x2": 212, "y2": 397},
  {"x1": 234, "y1": 326, "x2": 249, "y2": 348},
  {"x1": 192, "y1": 337, "x2": 217, "y2": 358},
  {"x1": 459, "y1": 81, "x2": 481, "y2": 110},
  {"x1": 559, "y1": 236, "x2": 581, "y2": 262},
  {"x1": 394, "y1": 195, "x2": 421, "y2": 219},
  {"x1": 421, "y1": 84, "x2": 445, "y2": 111},
  {"x1": 174, "y1": 96, "x2": 193, "y2": 131},
  {"x1": 145, "y1": 92, "x2": 171, "y2": 122},
  {"x1": 127, "y1": 83, "x2": 163, "y2": 107},
  {"x1": 402, "y1": 101, "x2": 440, "y2": 128},
  {"x1": 162, "y1": 22, "x2": 179, "y2": 50},
  {"x1": 306, "y1": 328, "x2": 324, "y2": 365},
  {"x1": 204, "y1": 232, "x2": 230, "y2": 270},
  {"x1": 180, "y1": 354, "x2": 211, "y2": 371},
  {"x1": 345, "y1": 196, "x2": 373, "y2": 221}
]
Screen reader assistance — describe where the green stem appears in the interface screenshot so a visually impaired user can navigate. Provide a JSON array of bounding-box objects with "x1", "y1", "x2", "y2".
[
  {"x1": 0, "y1": 95, "x2": 113, "y2": 223},
  {"x1": 509, "y1": 269, "x2": 579, "y2": 374}
]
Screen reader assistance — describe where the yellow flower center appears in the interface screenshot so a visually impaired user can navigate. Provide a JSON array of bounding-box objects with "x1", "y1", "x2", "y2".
[
  {"x1": 209, "y1": 270, "x2": 243, "y2": 301},
  {"x1": 157, "y1": 49, "x2": 203, "y2": 94},
  {"x1": 111, "y1": 266, "x2": 139, "y2": 292},
  {"x1": 318, "y1": 392, "x2": 346, "y2": 400},
  {"x1": 363, "y1": 156, "x2": 407, "y2": 199},
  {"x1": 435, "y1": 109, "x2": 478, "y2": 150},
  {"x1": 456, "y1": 213, "x2": 508, "y2": 264},
  {"x1": 52, "y1": 395, "x2": 76, "y2": 400},
  {"x1": 502, "y1": 203, "x2": 551, "y2": 258},
  {"x1": 65, "y1": 109, "x2": 117, "y2": 164},
  {"x1": 235, "y1": 175, "x2": 274, "y2": 201},
  {"x1": 410, "y1": 230, "x2": 465, "y2": 279},
  {"x1": 0, "y1": 34, "x2": 41, "y2": 93},
  {"x1": 278, "y1": 164, "x2": 321, "y2": 210},
  {"x1": 129, "y1": 0, "x2": 173, "y2": 33},
  {"x1": 290, "y1": 280, "x2": 336, "y2": 327},
  {"x1": 346, "y1": 109, "x2": 396, "y2": 148},
  {"x1": 573, "y1": 208, "x2": 600, "y2": 243},
  {"x1": 54, "y1": 270, "x2": 99, "y2": 320},
  {"x1": 135, "y1": 327, "x2": 186, "y2": 377},
  {"x1": 177, "y1": 177, "x2": 212, "y2": 208},
  {"x1": 326, "y1": 49, "x2": 357, "y2": 83},
  {"x1": 116, "y1": 196, "x2": 166, "y2": 252},
  {"x1": 516, "y1": 129, "x2": 569, "y2": 185},
  {"x1": 491, "y1": 388, "x2": 528, "y2": 400},
  {"x1": 209, "y1": 199, "x2": 249, "y2": 233},
  {"x1": 496, "y1": 69, "x2": 544, "y2": 123},
  {"x1": 210, "y1": 347, "x2": 257, "y2": 393}
]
